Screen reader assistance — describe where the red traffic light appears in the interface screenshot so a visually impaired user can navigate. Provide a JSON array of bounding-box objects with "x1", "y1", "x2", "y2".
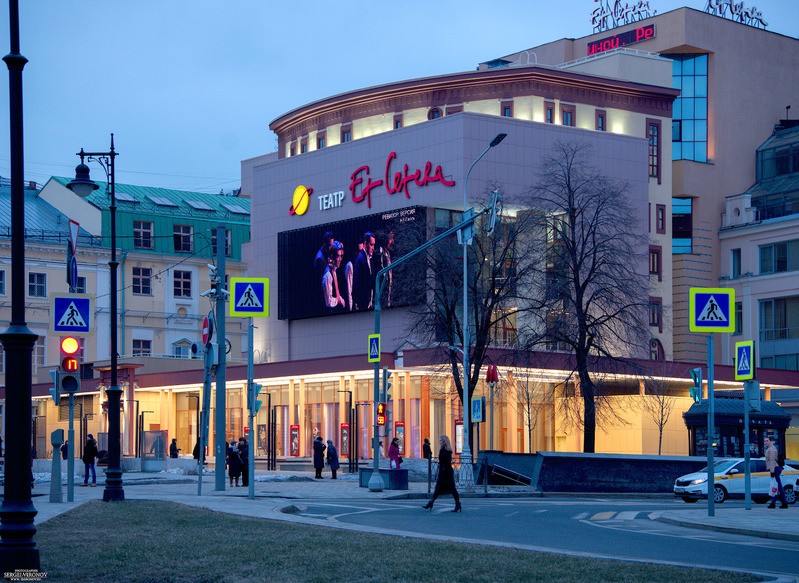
[{"x1": 60, "y1": 336, "x2": 80, "y2": 355}]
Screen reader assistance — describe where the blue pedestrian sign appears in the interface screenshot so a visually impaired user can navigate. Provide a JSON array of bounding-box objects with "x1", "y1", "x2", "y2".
[
  {"x1": 229, "y1": 277, "x2": 269, "y2": 318},
  {"x1": 735, "y1": 340, "x2": 755, "y2": 381},
  {"x1": 368, "y1": 334, "x2": 381, "y2": 363},
  {"x1": 689, "y1": 288, "x2": 735, "y2": 333},
  {"x1": 50, "y1": 294, "x2": 93, "y2": 336}
]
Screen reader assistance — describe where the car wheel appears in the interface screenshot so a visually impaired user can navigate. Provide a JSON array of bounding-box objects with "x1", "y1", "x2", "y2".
[
  {"x1": 681, "y1": 497, "x2": 699, "y2": 503},
  {"x1": 785, "y1": 486, "x2": 796, "y2": 505},
  {"x1": 752, "y1": 496, "x2": 769, "y2": 504},
  {"x1": 713, "y1": 484, "x2": 727, "y2": 503}
]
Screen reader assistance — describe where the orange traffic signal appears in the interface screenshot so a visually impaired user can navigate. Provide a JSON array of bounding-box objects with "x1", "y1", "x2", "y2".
[
  {"x1": 376, "y1": 402, "x2": 387, "y2": 426},
  {"x1": 59, "y1": 336, "x2": 81, "y2": 393}
]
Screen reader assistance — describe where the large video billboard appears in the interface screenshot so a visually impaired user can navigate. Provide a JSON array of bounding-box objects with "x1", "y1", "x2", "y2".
[{"x1": 278, "y1": 206, "x2": 427, "y2": 320}]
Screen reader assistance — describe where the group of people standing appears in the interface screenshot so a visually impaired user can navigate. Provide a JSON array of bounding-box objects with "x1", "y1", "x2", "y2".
[
  {"x1": 314, "y1": 229, "x2": 395, "y2": 314},
  {"x1": 226, "y1": 437, "x2": 250, "y2": 487},
  {"x1": 312, "y1": 436, "x2": 340, "y2": 479}
]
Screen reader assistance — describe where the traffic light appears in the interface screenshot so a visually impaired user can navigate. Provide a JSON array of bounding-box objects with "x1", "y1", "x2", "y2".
[
  {"x1": 376, "y1": 402, "x2": 387, "y2": 426},
  {"x1": 59, "y1": 336, "x2": 81, "y2": 394},
  {"x1": 249, "y1": 382, "x2": 263, "y2": 414},
  {"x1": 49, "y1": 369, "x2": 61, "y2": 405},
  {"x1": 382, "y1": 367, "x2": 392, "y2": 401},
  {"x1": 689, "y1": 367, "x2": 702, "y2": 403}
]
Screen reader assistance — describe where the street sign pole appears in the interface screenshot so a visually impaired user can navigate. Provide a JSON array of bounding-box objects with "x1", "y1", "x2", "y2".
[
  {"x1": 744, "y1": 383, "x2": 751, "y2": 510},
  {"x1": 707, "y1": 334, "x2": 715, "y2": 518}
]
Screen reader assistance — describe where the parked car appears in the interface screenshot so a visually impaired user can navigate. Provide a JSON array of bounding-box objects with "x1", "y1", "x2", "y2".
[{"x1": 674, "y1": 458, "x2": 798, "y2": 504}]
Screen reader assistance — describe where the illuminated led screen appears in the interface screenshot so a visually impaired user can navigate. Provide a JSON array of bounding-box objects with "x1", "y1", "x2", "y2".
[{"x1": 278, "y1": 206, "x2": 427, "y2": 320}]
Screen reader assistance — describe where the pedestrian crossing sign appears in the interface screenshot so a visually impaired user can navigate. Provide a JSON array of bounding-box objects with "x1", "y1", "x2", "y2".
[
  {"x1": 50, "y1": 294, "x2": 93, "y2": 336},
  {"x1": 735, "y1": 340, "x2": 755, "y2": 381},
  {"x1": 368, "y1": 334, "x2": 380, "y2": 363},
  {"x1": 229, "y1": 278, "x2": 269, "y2": 318},
  {"x1": 689, "y1": 288, "x2": 735, "y2": 333}
]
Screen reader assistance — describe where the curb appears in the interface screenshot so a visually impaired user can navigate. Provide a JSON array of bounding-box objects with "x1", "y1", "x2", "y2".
[{"x1": 655, "y1": 515, "x2": 799, "y2": 543}]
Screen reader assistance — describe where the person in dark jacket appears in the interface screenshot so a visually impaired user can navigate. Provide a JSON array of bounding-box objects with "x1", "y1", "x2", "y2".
[
  {"x1": 81, "y1": 434, "x2": 99, "y2": 487},
  {"x1": 422, "y1": 435, "x2": 461, "y2": 512},
  {"x1": 313, "y1": 436, "x2": 326, "y2": 479},
  {"x1": 61, "y1": 440, "x2": 69, "y2": 460},
  {"x1": 238, "y1": 437, "x2": 249, "y2": 487},
  {"x1": 169, "y1": 438, "x2": 180, "y2": 459},
  {"x1": 388, "y1": 437, "x2": 401, "y2": 469},
  {"x1": 193, "y1": 440, "x2": 201, "y2": 463},
  {"x1": 226, "y1": 440, "x2": 242, "y2": 487},
  {"x1": 326, "y1": 439, "x2": 340, "y2": 479},
  {"x1": 422, "y1": 438, "x2": 432, "y2": 460}
]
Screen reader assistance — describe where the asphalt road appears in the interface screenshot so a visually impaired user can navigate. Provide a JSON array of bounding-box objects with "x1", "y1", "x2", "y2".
[{"x1": 293, "y1": 497, "x2": 799, "y2": 579}]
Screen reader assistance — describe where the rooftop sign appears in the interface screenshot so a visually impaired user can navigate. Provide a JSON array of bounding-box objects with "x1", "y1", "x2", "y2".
[
  {"x1": 591, "y1": 0, "x2": 657, "y2": 33},
  {"x1": 704, "y1": 0, "x2": 767, "y2": 29}
]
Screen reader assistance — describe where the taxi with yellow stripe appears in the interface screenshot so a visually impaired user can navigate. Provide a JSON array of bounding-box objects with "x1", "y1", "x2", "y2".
[{"x1": 674, "y1": 458, "x2": 798, "y2": 504}]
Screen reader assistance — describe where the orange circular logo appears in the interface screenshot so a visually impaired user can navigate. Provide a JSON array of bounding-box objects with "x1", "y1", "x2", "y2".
[{"x1": 289, "y1": 185, "x2": 312, "y2": 216}]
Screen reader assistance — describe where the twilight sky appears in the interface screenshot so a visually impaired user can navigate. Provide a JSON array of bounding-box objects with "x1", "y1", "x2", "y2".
[{"x1": 1, "y1": 0, "x2": 796, "y2": 193}]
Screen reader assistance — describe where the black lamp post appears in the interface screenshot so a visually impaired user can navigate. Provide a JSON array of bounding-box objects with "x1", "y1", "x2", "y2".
[
  {"x1": 0, "y1": 0, "x2": 40, "y2": 571},
  {"x1": 67, "y1": 134, "x2": 124, "y2": 502}
]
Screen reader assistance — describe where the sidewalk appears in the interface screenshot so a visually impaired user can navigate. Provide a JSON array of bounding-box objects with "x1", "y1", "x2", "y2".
[{"x1": 28, "y1": 469, "x2": 799, "y2": 543}]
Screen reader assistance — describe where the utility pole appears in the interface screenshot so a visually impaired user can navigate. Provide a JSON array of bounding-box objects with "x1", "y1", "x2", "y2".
[{"x1": 214, "y1": 225, "x2": 228, "y2": 491}]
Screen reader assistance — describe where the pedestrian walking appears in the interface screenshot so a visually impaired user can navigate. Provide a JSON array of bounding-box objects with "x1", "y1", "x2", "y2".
[
  {"x1": 326, "y1": 439, "x2": 340, "y2": 479},
  {"x1": 765, "y1": 436, "x2": 789, "y2": 509},
  {"x1": 388, "y1": 437, "x2": 402, "y2": 469},
  {"x1": 422, "y1": 435, "x2": 461, "y2": 512},
  {"x1": 227, "y1": 440, "x2": 242, "y2": 487},
  {"x1": 193, "y1": 440, "x2": 201, "y2": 463},
  {"x1": 81, "y1": 434, "x2": 98, "y2": 487},
  {"x1": 423, "y1": 437, "x2": 433, "y2": 493},
  {"x1": 238, "y1": 437, "x2": 249, "y2": 487},
  {"x1": 313, "y1": 436, "x2": 326, "y2": 479},
  {"x1": 169, "y1": 438, "x2": 180, "y2": 459},
  {"x1": 61, "y1": 440, "x2": 69, "y2": 460}
]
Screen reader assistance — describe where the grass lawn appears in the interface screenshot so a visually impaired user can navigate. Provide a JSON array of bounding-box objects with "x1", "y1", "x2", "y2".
[{"x1": 35, "y1": 501, "x2": 760, "y2": 583}]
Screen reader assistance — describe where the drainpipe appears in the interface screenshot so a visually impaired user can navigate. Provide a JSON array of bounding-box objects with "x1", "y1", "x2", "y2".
[{"x1": 119, "y1": 251, "x2": 127, "y2": 355}]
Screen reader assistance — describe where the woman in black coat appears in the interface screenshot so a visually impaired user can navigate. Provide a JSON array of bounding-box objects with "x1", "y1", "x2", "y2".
[
  {"x1": 312, "y1": 436, "x2": 326, "y2": 479},
  {"x1": 422, "y1": 435, "x2": 461, "y2": 512}
]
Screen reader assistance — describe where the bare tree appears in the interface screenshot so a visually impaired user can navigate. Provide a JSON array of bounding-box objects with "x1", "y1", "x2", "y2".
[
  {"x1": 519, "y1": 141, "x2": 652, "y2": 453},
  {"x1": 509, "y1": 368, "x2": 543, "y2": 453},
  {"x1": 641, "y1": 373, "x2": 678, "y2": 455},
  {"x1": 407, "y1": 198, "x2": 540, "y2": 453}
]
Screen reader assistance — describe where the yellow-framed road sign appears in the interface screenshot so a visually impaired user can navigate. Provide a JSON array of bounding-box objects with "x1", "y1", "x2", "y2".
[
  {"x1": 689, "y1": 287, "x2": 735, "y2": 333},
  {"x1": 734, "y1": 340, "x2": 755, "y2": 381},
  {"x1": 229, "y1": 277, "x2": 269, "y2": 318}
]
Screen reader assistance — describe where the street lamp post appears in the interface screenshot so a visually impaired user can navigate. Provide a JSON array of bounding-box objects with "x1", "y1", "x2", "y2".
[
  {"x1": 0, "y1": 0, "x2": 41, "y2": 570},
  {"x1": 67, "y1": 134, "x2": 124, "y2": 502},
  {"x1": 459, "y1": 133, "x2": 506, "y2": 488}
]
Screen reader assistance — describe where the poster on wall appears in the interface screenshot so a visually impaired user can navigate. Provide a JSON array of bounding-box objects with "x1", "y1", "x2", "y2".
[
  {"x1": 455, "y1": 420, "x2": 463, "y2": 454},
  {"x1": 340, "y1": 423, "x2": 350, "y2": 458},
  {"x1": 257, "y1": 424, "x2": 267, "y2": 456},
  {"x1": 278, "y1": 206, "x2": 427, "y2": 320},
  {"x1": 290, "y1": 424, "x2": 300, "y2": 457},
  {"x1": 394, "y1": 421, "x2": 405, "y2": 455}
]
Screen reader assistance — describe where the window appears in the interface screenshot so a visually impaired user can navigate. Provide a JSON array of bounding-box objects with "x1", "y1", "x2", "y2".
[
  {"x1": 172, "y1": 340, "x2": 192, "y2": 359},
  {"x1": 290, "y1": 144, "x2": 296, "y2": 157},
  {"x1": 341, "y1": 126, "x2": 352, "y2": 143},
  {"x1": 28, "y1": 272, "x2": 46, "y2": 298},
  {"x1": 759, "y1": 296, "x2": 799, "y2": 341},
  {"x1": 761, "y1": 353, "x2": 799, "y2": 371},
  {"x1": 647, "y1": 119, "x2": 661, "y2": 182},
  {"x1": 132, "y1": 339, "x2": 152, "y2": 357},
  {"x1": 316, "y1": 132, "x2": 326, "y2": 149},
  {"x1": 446, "y1": 105, "x2": 462, "y2": 115},
  {"x1": 133, "y1": 267, "x2": 152, "y2": 295},
  {"x1": 75, "y1": 276, "x2": 87, "y2": 294},
  {"x1": 649, "y1": 297, "x2": 663, "y2": 332},
  {"x1": 0, "y1": 270, "x2": 5, "y2": 295},
  {"x1": 545, "y1": 101, "x2": 554, "y2": 124},
  {"x1": 649, "y1": 338, "x2": 665, "y2": 361},
  {"x1": 649, "y1": 246, "x2": 662, "y2": 281},
  {"x1": 731, "y1": 248, "x2": 741, "y2": 278},
  {"x1": 211, "y1": 229, "x2": 232, "y2": 257},
  {"x1": 668, "y1": 54, "x2": 708, "y2": 163},
  {"x1": 174, "y1": 270, "x2": 192, "y2": 298},
  {"x1": 33, "y1": 336, "x2": 44, "y2": 372},
  {"x1": 595, "y1": 110, "x2": 606, "y2": 131},
  {"x1": 656, "y1": 204, "x2": 666, "y2": 234},
  {"x1": 0, "y1": 343, "x2": 4, "y2": 373},
  {"x1": 561, "y1": 104, "x2": 575, "y2": 127},
  {"x1": 393, "y1": 114, "x2": 403, "y2": 129},
  {"x1": 300, "y1": 139, "x2": 307, "y2": 154},
  {"x1": 734, "y1": 301, "x2": 742, "y2": 336},
  {"x1": 427, "y1": 108, "x2": 442, "y2": 120},
  {"x1": 672, "y1": 197, "x2": 693, "y2": 254},
  {"x1": 759, "y1": 144, "x2": 799, "y2": 180},
  {"x1": 759, "y1": 240, "x2": 799, "y2": 274},
  {"x1": 173, "y1": 224, "x2": 193, "y2": 253},
  {"x1": 501, "y1": 101, "x2": 513, "y2": 117},
  {"x1": 133, "y1": 221, "x2": 154, "y2": 249}
]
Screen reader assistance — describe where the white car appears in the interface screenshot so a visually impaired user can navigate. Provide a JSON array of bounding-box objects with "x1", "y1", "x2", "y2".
[{"x1": 674, "y1": 458, "x2": 798, "y2": 504}]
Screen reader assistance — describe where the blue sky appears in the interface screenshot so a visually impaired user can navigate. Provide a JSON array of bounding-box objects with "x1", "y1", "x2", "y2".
[{"x1": 1, "y1": 0, "x2": 796, "y2": 193}]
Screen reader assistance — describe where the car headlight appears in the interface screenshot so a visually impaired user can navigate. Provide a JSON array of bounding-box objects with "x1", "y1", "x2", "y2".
[{"x1": 689, "y1": 478, "x2": 707, "y2": 485}]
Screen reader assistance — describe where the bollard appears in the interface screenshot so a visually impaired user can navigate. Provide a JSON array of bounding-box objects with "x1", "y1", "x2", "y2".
[{"x1": 49, "y1": 429, "x2": 64, "y2": 503}]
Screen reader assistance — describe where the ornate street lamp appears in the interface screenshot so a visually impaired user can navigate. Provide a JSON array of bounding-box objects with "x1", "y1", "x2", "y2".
[
  {"x1": 0, "y1": 0, "x2": 41, "y2": 571},
  {"x1": 67, "y1": 134, "x2": 124, "y2": 502}
]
